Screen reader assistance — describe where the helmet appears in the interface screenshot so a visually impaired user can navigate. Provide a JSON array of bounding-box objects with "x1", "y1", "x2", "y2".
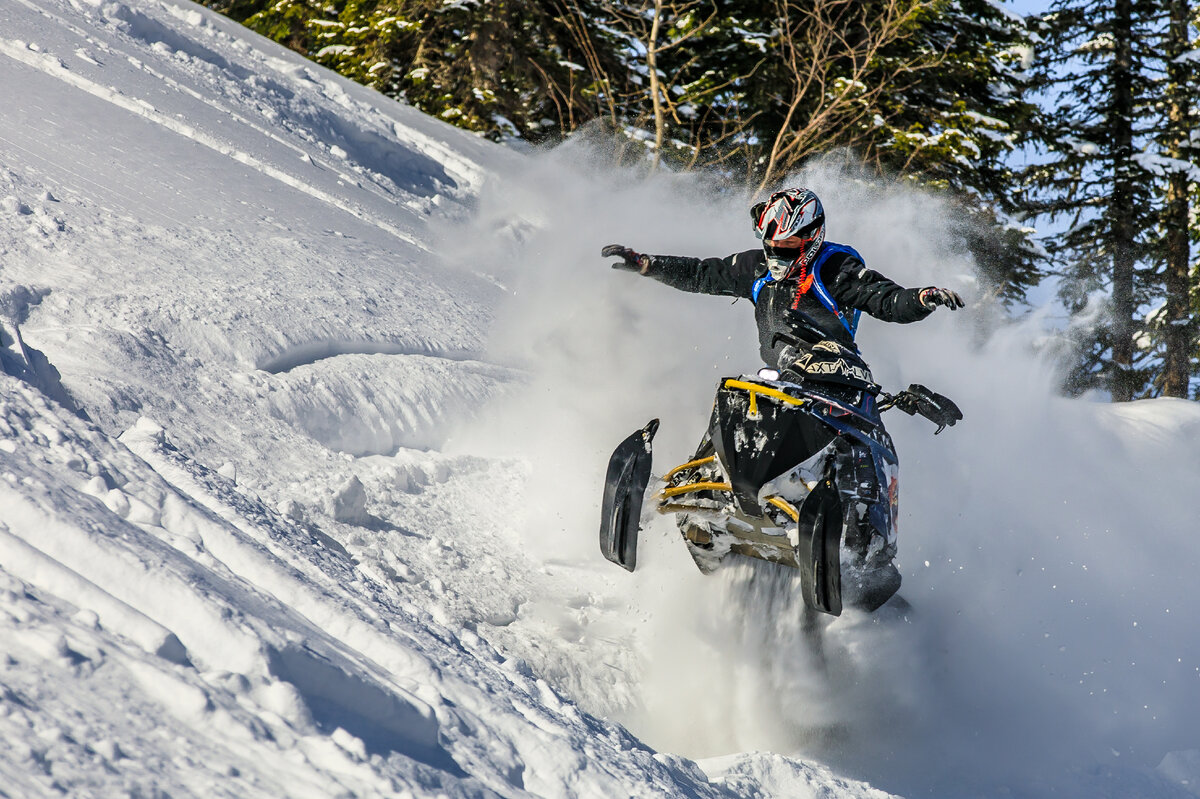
[{"x1": 751, "y1": 188, "x2": 826, "y2": 280}]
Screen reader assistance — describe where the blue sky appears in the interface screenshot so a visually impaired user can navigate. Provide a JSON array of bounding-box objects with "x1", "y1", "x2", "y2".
[{"x1": 1006, "y1": 0, "x2": 1047, "y2": 15}]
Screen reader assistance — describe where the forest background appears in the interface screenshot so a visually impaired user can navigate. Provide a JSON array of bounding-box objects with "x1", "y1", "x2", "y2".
[{"x1": 200, "y1": 0, "x2": 1200, "y2": 401}]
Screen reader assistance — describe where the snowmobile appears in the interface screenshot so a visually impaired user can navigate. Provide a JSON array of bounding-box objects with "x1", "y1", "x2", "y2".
[{"x1": 598, "y1": 334, "x2": 961, "y2": 616}]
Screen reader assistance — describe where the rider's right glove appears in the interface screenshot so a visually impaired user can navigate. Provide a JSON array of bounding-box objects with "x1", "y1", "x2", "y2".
[
  {"x1": 602, "y1": 244, "x2": 654, "y2": 275},
  {"x1": 919, "y1": 287, "x2": 965, "y2": 310},
  {"x1": 777, "y1": 343, "x2": 804, "y2": 381}
]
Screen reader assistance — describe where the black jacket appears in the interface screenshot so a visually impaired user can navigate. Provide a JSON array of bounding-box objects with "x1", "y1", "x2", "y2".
[{"x1": 644, "y1": 244, "x2": 931, "y2": 369}]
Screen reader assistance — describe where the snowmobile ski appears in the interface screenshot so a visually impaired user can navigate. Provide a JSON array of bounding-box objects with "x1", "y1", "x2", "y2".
[
  {"x1": 599, "y1": 419, "x2": 659, "y2": 571},
  {"x1": 795, "y1": 478, "x2": 843, "y2": 615}
]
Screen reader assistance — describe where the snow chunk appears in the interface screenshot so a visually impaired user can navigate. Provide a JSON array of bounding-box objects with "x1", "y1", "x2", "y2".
[
  {"x1": 120, "y1": 417, "x2": 167, "y2": 446},
  {"x1": 2, "y1": 196, "x2": 33, "y2": 215},
  {"x1": 329, "y1": 475, "x2": 370, "y2": 525},
  {"x1": 702, "y1": 752, "x2": 901, "y2": 798}
]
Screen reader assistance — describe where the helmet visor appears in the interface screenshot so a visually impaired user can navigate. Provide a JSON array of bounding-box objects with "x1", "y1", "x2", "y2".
[
  {"x1": 764, "y1": 244, "x2": 802, "y2": 279},
  {"x1": 763, "y1": 242, "x2": 804, "y2": 259}
]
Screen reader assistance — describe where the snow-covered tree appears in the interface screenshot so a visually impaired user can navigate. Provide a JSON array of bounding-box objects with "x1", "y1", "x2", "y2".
[
  {"x1": 1030, "y1": 0, "x2": 1200, "y2": 400},
  {"x1": 733, "y1": 0, "x2": 1042, "y2": 303},
  {"x1": 614, "y1": 0, "x2": 1043, "y2": 306},
  {"x1": 1152, "y1": 0, "x2": 1200, "y2": 398},
  {"x1": 1027, "y1": 0, "x2": 1162, "y2": 400},
  {"x1": 862, "y1": 0, "x2": 1043, "y2": 305}
]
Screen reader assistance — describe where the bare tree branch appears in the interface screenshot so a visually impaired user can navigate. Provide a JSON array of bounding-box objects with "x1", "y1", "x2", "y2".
[{"x1": 757, "y1": 0, "x2": 947, "y2": 191}]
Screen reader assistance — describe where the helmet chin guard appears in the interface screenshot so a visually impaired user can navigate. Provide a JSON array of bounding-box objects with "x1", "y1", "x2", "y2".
[
  {"x1": 754, "y1": 188, "x2": 826, "y2": 277},
  {"x1": 766, "y1": 255, "x2": 793, "y2": 280}
]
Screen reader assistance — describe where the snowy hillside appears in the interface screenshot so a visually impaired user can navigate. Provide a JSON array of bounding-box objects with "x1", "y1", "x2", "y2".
[{"x1": 1, "y1": 0, "x2": 1199, "y2": 797}]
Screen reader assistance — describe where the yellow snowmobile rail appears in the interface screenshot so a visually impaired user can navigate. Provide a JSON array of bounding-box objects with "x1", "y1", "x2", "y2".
[
  {"x1": 660, "y1": 480, "x2": 732, "y2": 498},
  {"x1": 723, "y1": 379, "x2": 807, "y2": 418},
  {"x1": 662, "y1": 455, "x2": 715, "y2": 482},
  {"x1": 766, "y1": 496, "x2": 800, "y2": 523},
  {"x1": 657, "y1": 479, "x2": 800, "y2": 524}
]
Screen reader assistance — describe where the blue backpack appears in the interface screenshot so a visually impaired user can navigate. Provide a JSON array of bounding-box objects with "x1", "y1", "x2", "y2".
[{"x1": 751, "y1": 242, "x2": 864, "y2": 338}]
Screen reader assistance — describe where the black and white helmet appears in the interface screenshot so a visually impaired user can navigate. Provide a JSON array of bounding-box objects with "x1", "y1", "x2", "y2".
[{"x1": 752, "y1": 188, "x2": 826, "y2": 280}]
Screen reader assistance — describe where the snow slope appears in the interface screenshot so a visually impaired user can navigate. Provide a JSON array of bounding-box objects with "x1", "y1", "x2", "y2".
[
  {"x1": 0, "y1": 0, "x2": 895, "y2": 796},
  {"x1": 0, "y1": 0, "x2": 1197, "y2": 797}
]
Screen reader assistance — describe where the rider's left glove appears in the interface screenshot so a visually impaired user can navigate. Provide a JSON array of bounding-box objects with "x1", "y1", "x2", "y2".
[
  {"x1": 602, "y1": 244, "x2": 654, "y2": 275},
  {"x1": 919, "y1": 287, "x2": 965, "y2": 310}
]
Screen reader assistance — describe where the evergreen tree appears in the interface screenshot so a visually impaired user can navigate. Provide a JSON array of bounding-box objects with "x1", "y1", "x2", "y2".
[
  {"x1": 866, "y1": 0, "x2": 1043, "y2": 305},
  {"x1": 547, "y1": 0, "x2": 777, "y2": 173},
  {"x1": 1154, "y1": 0, "x2": 1199, "y2": 398},
  {"x1": 1027, "y1": 0, "x2": 1162, "y2": 399},
  {"x1": 754, "y1": 0, "x2": 1042, "y2": 303},
  {"x1": 1031, "y1": 0, "x2": 1200, "y2": 400},
  {"x1": 639, "y1": 0, "x2": 1043, "y2": 301},
  {"x1": 603, "y1": 0, "x2": 1043, "y2": 301}
]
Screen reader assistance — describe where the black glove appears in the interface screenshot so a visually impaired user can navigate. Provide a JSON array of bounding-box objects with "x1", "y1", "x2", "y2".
[
  {"x1": 919, "y1": 287, "x2": 965, "y2": 310},
  {"x1": 777, "y1": 343, "x2": 805, "y2": 381},
  {"x1": 602, "y1": 244, "x2": 652, "y2": 275}
]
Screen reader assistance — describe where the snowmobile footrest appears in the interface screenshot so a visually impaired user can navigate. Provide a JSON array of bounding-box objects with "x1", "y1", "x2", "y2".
[{"x1": 599, "y1": 419, "x2": 659, "y2": 571}]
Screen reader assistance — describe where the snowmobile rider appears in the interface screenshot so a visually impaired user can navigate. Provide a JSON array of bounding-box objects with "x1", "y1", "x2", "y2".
[{"x1": 602, "y1": 188, "x2": 964, "y2": 383}]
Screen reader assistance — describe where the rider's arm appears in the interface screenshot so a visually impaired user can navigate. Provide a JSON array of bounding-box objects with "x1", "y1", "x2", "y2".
[
  {"x1": 643, "y1": 250, "x2": 762, "y2": 298},
  {"x1": 827, "y1": 256, "x2": 932, "y2": 323}
]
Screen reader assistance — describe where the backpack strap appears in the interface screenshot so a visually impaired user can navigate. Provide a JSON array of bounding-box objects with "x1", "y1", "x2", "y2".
[
  {"x1": 809, "y1": 242, "x2": 864, "y2": 339},
  {"x1": 751, "y1": 273, "x2": 774, "y2": 304}
]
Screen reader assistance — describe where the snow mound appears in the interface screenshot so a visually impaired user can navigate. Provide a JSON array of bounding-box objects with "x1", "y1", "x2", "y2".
[{"x1": 263, "y1": 352, "x2": 518, "y2": 455}]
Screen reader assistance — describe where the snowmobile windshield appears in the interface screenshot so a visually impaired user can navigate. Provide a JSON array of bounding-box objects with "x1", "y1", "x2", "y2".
[{"x1": 805, "y1": 381, "x2": 866, "y2": 412}]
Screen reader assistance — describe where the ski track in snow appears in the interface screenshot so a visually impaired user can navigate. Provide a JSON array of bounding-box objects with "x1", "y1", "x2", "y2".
[{"x1": 0, "y1": 0, "x2": 1198, "y2": 797}]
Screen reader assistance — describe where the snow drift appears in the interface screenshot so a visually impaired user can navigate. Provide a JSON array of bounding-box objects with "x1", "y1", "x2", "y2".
[{"x1": 0, "y1": 0, "x2": 1198, "y2": 797}]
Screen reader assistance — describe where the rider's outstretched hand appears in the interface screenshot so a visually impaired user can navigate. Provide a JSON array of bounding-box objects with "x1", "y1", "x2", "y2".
[
  {"x1": 603, "y1": 244, "x2": 652, "y2": 275},
  {"x1": 920, "y1": 287, "x2": 965, "y2": 310}
]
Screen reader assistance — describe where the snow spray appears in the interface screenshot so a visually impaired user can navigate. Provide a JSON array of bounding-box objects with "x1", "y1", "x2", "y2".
[{"x1": 446, "y1": 141, "x2": 1200, "y2": 798}]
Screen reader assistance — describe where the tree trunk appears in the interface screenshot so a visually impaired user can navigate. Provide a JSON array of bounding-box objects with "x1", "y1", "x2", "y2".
[
  {"x1": 1162, "y1": 0, "x2": 1192, "y2": 398},
  {"x1": 1109, "y1": 0, "x2": 1137, "y2": 402},
  {"x1": 648, "y1": 0, "x2": 665, "y2": 170}
]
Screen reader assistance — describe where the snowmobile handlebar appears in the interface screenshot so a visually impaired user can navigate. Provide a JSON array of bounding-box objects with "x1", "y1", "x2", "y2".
[
  {"x1": 877, "y1": 384, "x2": 963, "y2": 434},
  {"x1": 767, "y1": 333, "x2": 961, "y2": 433}
]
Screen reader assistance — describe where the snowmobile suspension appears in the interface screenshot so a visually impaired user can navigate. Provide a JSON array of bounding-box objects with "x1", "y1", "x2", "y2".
[
  {"x1": 660, "y1": 481, "x2": 732, "y2": 498},
  {"x1": 766, "y1": 496, "x2": 800, "y2": 522},
  {"x1": 662, "y1": 455, "x2": 715, "y2": 482},
  {"x1": 657, "y1": 480, "x2": 800, "y2": 523}
]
